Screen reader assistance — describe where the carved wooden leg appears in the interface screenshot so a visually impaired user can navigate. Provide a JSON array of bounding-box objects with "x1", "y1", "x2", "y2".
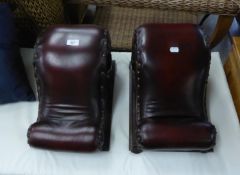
[{"x1": 209, "y1": 15, "x2": 234, "y2": 49}]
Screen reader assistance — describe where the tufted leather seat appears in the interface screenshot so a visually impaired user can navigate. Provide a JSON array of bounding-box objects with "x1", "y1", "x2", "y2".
[
  {"x1": 130, "y1": 24, "x2": 216, "y2": 153},
  {"x1": 27, "y1": 25, "x2": 115, "y2": 152}
]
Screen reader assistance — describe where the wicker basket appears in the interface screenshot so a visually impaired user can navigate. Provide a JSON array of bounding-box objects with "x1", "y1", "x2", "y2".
[
  {"x1": 77, "y1": 0, "x2": 239, "y2": 50},
  {"x1": 94, "y1": 6, "x2": 203, "y2": 50},
  {"x1": 80, "y1": 0, "x2": 240, "y2": 15}
]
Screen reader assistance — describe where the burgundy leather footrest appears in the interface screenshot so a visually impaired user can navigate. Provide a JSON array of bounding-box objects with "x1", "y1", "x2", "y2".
[
  {"x1": 130, "y1": 24, "x2": 216, "y2": 153},
  {"x1": 27, "y1": 25, "x2": 115, "y2": 152}
]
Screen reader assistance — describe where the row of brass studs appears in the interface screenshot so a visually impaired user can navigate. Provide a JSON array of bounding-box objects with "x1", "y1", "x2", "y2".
[
  {"x1": 136, "y1": 50, "x2": 142, "y2": 144},
  {"x1": 97, "y1": 32, "x2": 108, "y2": 150}
]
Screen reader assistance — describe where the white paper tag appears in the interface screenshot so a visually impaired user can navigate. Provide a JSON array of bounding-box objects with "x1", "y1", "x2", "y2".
[
  {"x1": 170, "y1": 47, "x2": 179, "y2": 53},
  {"x1": 66, "y1": 39, "x2": 80, "y2": 46}
]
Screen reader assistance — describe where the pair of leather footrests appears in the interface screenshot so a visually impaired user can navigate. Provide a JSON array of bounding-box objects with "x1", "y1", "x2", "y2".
[{"x1": 28, "y1": 24, "x2": 216, "y2": 153}]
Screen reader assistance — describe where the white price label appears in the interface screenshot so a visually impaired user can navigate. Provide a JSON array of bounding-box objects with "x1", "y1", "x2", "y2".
[
  {"x1": 170, "y1": 47, "x2": 179, "y2": 53},
  {"x1": 66, "y1": 39, "x2": 80, "y2": 46}
]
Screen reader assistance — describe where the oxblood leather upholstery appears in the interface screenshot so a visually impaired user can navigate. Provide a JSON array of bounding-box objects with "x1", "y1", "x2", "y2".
[
  {"x1": 27, "y1": 25, "x2": 115, "y2": 152},
  {"x1": 130, "y1": 24, "x2": 216, "y2": 153}
]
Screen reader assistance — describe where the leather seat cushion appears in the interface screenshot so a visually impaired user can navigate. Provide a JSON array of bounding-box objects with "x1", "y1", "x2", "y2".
[
  {"x1": 139, "y1": 119, "x2": 216, "y2": 150},
  {"x1": 28, "y1": 120, "x2": 98, "y2": 151}
]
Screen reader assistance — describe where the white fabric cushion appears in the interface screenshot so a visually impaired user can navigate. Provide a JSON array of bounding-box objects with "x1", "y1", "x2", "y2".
[{"x1": 0, "y1": 51, "x2": 240, "y2": 175}]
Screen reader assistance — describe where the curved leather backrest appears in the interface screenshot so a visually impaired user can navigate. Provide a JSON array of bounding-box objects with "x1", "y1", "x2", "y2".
[
  {"x1": 133, "y1": 24, "x2": 210, "y2": 120},
  {"x1": 35, "y1": 25, "x2": 109, "y2": 121}
]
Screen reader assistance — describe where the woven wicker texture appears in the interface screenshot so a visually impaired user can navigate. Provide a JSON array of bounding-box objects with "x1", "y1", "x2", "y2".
[
  {"x1": 79, "y1": 0, "x2": 240, "y2": 15},
  {"x1": 94, "y1": 6, "x2": 203, "y2": 50},
  {"x1": 0, "y1": 0, "x2": 65, "y2": 46},
  {"x1": 0, "y1": 0, "x2": 65, "y2": 30},
  {"x1": 17, "y1": 0, "x2": 65, "y2": 31}
]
